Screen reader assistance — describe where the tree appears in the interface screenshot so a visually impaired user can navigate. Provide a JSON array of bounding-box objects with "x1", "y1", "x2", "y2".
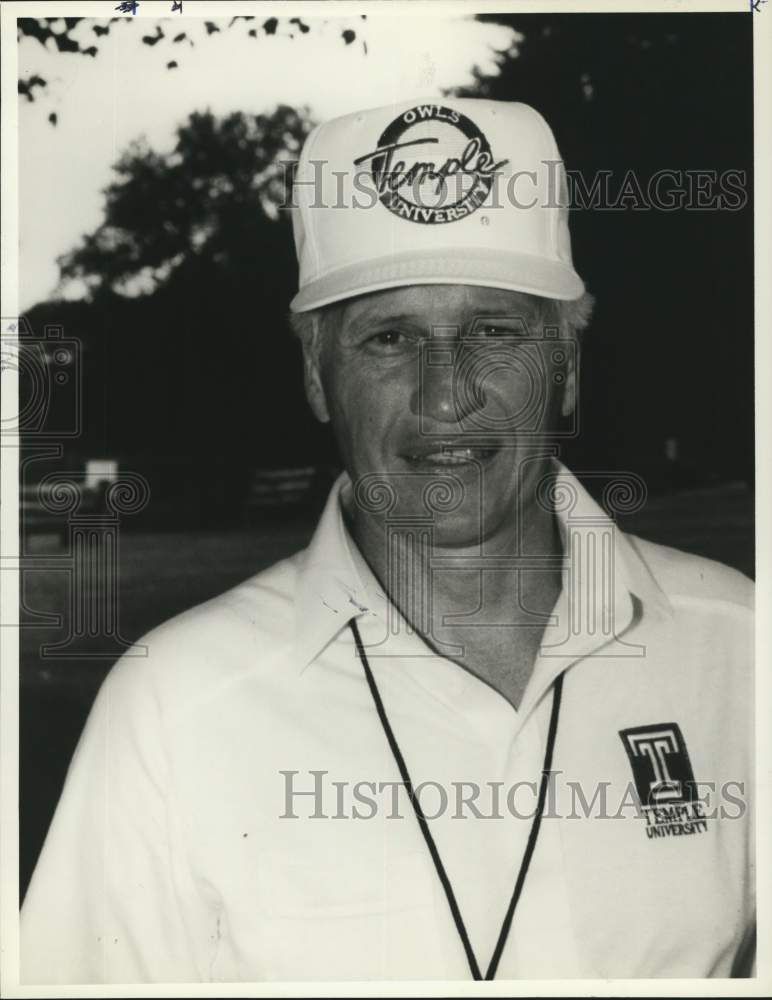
[
  {"x1": 58, "y1": 105, "x2": 312, "y2": 298},
  {"x1": 18, "y1": 15, "x2": 368, "y2": 111},
  {"x1": 33, "y1": 104, "x2": 333, "y2": 478}
]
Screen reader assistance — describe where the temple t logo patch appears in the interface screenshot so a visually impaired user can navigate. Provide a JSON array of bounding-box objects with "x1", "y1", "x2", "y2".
[{"x1": 619, "y1": 722, "x2": 709, "y2": 840}]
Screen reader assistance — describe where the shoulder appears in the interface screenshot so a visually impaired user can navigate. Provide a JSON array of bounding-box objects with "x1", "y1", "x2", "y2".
[
  {"x1": 624, "y1": 532, "x2": 754, "y2": 615},
  {"x1": 621, "y1": 535, "x2": 754, "y2": 726},
  {"x1": 148, "y1": 545, "x2": 305, "y2": 648},
  {"x1": 102, "y1": 547, "x2": 309, "y2": 709}
]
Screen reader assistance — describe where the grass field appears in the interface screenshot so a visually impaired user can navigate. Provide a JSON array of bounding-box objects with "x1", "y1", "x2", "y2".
[{"x1": 19, "y1": 482, "x2": 754, "y2": 895}]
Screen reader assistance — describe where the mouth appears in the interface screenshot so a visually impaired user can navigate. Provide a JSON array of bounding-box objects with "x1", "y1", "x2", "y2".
[{"x1": 402, "y1": 444, "x2": 500, "y2": 467}]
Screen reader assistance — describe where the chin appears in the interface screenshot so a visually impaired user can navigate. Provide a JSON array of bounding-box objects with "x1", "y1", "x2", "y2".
[{"x1": 424, "y1": 508, "x2": 505, "y2": 549}]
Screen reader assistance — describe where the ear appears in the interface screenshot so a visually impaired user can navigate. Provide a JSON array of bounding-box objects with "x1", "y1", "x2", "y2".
[
  {"x1": 560, "y1": 346, "x2": 579, "y2": 418},
  {"x1": 301, "y1": 326, "x2": 330, "y2": 424}
]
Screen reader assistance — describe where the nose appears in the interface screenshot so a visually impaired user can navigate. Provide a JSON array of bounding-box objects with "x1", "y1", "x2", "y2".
[{"x1": 410, "y1": 338, "x2": 481, "y2": 425}]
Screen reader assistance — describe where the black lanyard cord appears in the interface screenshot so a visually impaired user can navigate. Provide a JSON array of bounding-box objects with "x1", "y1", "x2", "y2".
[
  {"x1": 486, "y1": 662, "x2": 564, "y2": 980},
  {"x1": 349, "y1": 617, "x2": 564, "y2": 982}
]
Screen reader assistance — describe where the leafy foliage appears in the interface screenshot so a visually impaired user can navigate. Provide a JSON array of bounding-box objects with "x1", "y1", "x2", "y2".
[
  {"x1": 30, "y1": 104, "x2": 327, "y2": 469},
  {"x1": 18, "y1": 15, "x2": 368, "y2": 115},
  {"x1": 58, "y1": 106, "x2": 312, "y2": 297}
]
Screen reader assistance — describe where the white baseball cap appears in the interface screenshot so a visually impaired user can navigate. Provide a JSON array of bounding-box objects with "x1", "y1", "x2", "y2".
[{"x1": 289, "y1": 98, "x2": 585, "y2": 313}]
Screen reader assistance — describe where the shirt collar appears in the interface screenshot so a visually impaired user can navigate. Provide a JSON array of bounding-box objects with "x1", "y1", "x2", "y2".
[
  {"x1": 292, "y1": 461, "x2": 672, "y2": 675},
  {"x1": 292, "y1": 474, "x2": 375, "y2": 671}
]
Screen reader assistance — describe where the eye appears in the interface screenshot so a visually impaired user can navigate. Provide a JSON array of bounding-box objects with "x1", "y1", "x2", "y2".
[
  {"x1": 469, "y1": 319, "x2": 530, "y2": 339},
  {"x1": 469, "y1": 323, "x2": 511, "y2": 340},
  {"x1": 357, "y1": 322, "x2": 419, "y2": 357},
  {"x1": 369, "y1": 329, "x2": 404, "y2": 347}
]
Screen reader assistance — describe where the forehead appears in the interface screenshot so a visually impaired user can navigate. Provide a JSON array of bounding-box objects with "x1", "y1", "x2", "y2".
[{"x1": 333, "y1": 284, "x2": 544, "y2": 328}]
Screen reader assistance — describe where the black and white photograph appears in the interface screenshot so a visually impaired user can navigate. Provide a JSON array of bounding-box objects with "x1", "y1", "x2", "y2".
[{"x1": 1, "y1": 0, "x2": 770, "y2": 993}]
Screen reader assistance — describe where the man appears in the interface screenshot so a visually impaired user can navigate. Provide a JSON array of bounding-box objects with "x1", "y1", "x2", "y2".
[{"x1": 21, "y1": 99, "x2": 754, "y2": 982}]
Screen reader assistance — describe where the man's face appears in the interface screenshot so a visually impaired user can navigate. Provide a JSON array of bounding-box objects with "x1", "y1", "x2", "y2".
[{"x1": 303, "y1": 284, "x2": 577, "y2": 548}]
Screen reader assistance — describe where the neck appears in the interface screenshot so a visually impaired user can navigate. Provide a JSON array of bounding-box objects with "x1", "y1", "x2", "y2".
[{"x1": 343, "y1": 492, "x2": 564, "y2": 709}]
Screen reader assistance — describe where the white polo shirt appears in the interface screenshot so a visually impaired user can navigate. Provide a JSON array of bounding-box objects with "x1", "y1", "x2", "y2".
[{"x1": 20, "y1": 463, "x2": 755, "y2": 983}]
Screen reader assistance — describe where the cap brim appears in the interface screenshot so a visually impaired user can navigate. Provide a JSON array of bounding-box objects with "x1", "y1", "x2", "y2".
[{"x1": 290, "y1": 247, "x2": 585, "y2": 312}]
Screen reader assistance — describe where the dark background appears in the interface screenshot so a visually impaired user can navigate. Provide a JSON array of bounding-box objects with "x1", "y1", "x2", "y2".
[{"x1": 19, "y1": 12, "x2": 754, "y2": 897}]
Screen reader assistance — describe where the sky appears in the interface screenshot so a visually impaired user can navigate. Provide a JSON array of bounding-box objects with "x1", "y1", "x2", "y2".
[{"x1": 18, "y1": 13, "x2": 518, "y2": 310}]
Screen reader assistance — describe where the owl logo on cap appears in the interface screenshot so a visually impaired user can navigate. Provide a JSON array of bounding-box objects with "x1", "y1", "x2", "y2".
[{"x1": 353, "y1": 104, "x2": 508, "y2": 225}]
